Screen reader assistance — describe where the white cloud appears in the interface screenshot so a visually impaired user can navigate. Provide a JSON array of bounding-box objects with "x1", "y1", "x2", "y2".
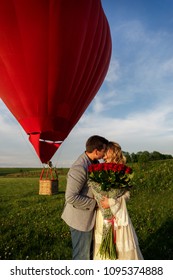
[
  {"x1": 162, "y1": 58, "x2": 173, "y2": 76},
  {"x1": 105, "y1": 59, "x2": 120, "y2": 84},
  {"x1": 52, "y1": 101, "x2": 173, "y2": 167},
  {"x1": 91, "y1": 96, "x2": 104, "y2": 114}
]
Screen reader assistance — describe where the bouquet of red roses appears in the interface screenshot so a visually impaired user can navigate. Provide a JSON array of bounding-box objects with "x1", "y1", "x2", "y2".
[
  {"x1": 88, "y1": 162, "x2": 133, "y2": 191},
  {"x1": 88, "y1": 162, "x2": 134, "y2": 259}
]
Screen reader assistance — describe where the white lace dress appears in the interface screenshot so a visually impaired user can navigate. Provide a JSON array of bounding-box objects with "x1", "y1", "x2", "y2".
[{"x1": 93, "y1": 192, "x2": 144, "y2": 260}]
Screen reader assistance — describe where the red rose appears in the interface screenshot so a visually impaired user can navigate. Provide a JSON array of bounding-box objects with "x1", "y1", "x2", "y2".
[{"x1": 125, "y1": 167, "x2": 132, "y2": 174}]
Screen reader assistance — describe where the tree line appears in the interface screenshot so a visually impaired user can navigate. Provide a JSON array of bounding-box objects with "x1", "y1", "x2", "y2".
[{"x1": 124, "y1": 151, "x2": 173, "y2": 163}]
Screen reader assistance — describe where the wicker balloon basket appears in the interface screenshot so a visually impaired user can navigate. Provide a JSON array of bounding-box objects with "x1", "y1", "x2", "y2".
[{"x1": 39, "y1": 164, "x2": 58, "y2": 195}]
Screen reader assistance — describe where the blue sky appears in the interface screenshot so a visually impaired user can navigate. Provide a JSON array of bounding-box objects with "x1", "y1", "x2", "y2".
[{"x1": 0, "y1": 0, "x2": 173, "y2": 167}]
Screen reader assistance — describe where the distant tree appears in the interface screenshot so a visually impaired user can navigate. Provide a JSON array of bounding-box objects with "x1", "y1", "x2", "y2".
[
  {"x1": 123, "y1": 151, "x2": 131, "y2": 163},
  {"x1": 164, "y1": 154, "x2": 173, "y2": 160},
  {"x1": 126, "y1": 150, "x2": 172, "y2": 163},
  {"x1": 131, "y1": 152, "x2": 138, "y2": 163},
  {"x1": 138, "y1": 151, "x2": 150, "y2": 163},
  {"x1": 150, "y1": 151, "x2": 162, "y2": 161},
  {"x1": 134, "y1": 151, "x2": 143, "y2": 163}
]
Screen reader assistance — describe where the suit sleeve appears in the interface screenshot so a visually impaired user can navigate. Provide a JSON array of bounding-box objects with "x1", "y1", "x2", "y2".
[{"x1": 65, "y1": 164, "x2": 96, "y2": 211}]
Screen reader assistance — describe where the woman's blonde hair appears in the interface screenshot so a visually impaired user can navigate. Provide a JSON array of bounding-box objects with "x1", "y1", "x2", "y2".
[{"x1": 106, "y1": 141, "x2": 126, "y2": 164}]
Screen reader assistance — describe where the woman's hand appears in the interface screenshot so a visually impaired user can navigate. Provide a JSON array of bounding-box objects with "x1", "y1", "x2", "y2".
[{"x1": 100, "y1": 196, "x2": 110, "y2": 209}]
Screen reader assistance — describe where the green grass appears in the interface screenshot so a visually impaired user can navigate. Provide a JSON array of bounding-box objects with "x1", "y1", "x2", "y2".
[
  {"x1": 128, "y1": 160, "x2": 173, "y2": 259},
  {"x1": 0, "y1": 161, "x2": 173, "y2": 260},
  {"x1": 0, "y1": 171, "x2": 72, "y2": 260}
]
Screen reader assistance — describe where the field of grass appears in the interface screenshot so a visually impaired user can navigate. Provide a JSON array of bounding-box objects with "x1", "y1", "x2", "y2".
[
  {"x1": 0, "y1": 161, "x2": 173, "y2": 260},
  {"x1": 0, "y1": 168, "x2": 71, "y2": 260}
]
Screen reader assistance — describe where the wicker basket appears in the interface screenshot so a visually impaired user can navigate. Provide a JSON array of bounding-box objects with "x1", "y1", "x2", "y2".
[
  {"x1": 39, "y1": 165, "x2": 59, "y2": 195},
  {"x1": 39, "y1": 179, "x2": 58, "y2": 195}
]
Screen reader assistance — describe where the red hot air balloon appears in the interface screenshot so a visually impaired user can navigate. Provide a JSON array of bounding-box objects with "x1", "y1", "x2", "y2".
[{"x1": 0, "y1": 0, "x2": 112, "y2": 163}]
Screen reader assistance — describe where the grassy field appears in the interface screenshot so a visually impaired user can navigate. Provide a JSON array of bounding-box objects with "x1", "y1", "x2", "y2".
[{"x1": 0, "y1": 161, "x2": 173, "y2": 260}]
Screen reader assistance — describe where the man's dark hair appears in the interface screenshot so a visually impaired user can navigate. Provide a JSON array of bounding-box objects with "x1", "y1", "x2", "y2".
[{"x1": 85, "y1": 135, "x2": 108, "y2": 153}]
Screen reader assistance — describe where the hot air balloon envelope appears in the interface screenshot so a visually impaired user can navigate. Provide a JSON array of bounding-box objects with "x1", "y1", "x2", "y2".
[{"x1": 0, "y1": 0, "x2": 112, "y2": 163}]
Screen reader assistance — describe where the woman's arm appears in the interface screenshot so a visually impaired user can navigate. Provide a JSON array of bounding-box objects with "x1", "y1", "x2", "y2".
[{"x1": 100, "y1": 191, "x2": 130, "y2": 209}]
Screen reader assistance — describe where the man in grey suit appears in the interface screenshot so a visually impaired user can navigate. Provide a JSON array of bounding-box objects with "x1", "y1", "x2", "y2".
[{"x1": 61, "y1": 135, "x2": 108, "y2": 260}]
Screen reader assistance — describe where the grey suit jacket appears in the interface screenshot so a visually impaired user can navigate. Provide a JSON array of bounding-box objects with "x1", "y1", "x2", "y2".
[{"x1": 61, "y1": 152, "x2": 97, "y2": 231}]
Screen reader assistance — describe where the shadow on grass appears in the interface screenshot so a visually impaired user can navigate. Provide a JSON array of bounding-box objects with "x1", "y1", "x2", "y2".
[
  {"x1": 58, "y1": 191, "x2": 65, "y2": 194},
  {"x1": 141, "y1": 218, "x2": 173, "y2": 260}
]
